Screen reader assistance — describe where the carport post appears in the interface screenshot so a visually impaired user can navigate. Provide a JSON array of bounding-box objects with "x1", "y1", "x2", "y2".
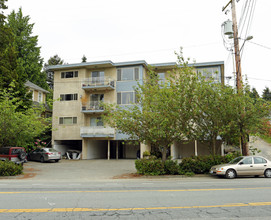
[
  {"x1": 107, "y1": 140, "x2": 110, "y2": 160},
  {"x1": 116, "y1": 141, "x2": 119, "y2": 160},
  {"x1": 194, "y1": 140, "x2": 198, "y2": 156}
]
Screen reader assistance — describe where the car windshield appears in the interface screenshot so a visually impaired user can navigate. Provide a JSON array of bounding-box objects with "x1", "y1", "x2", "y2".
[{"x1": 228, "y1": 157, "x2": 244, "y2": 164}]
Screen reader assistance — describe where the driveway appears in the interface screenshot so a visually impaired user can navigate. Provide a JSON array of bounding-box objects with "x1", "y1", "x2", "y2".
[
  {"x1": 1, "y1": 159, "x2": 137, "y2": 182},
  {"x1": 249, "y1": 136, "x2": 271, "y2": 160}
]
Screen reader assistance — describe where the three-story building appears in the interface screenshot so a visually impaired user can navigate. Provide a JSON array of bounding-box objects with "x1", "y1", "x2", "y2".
[{"x1": 48, "y1": 60, "x2": 224, "y2": 159}]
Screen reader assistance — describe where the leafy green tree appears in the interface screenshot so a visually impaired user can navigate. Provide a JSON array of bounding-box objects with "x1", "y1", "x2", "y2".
[
  {"x1": 6, "y1": 8, "x2": 48, "y2": 90},
  {"x1": 104, "y1": 53, "x2": 199, "y2": 161},
  {"x1": 262, "y1": 87, "x2": 271, "y2": 101},
  {"x1": 0, "y1": 85, "x2": 49, "y2": 148}
]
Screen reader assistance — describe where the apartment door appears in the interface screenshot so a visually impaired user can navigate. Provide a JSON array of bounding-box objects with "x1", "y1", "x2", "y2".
[
  {"x1": 92, "y1": 71, "x2": 104, "y2": 84},
  {"x1": 90, "y1": 94, "x2": 104, "y2": 109}
]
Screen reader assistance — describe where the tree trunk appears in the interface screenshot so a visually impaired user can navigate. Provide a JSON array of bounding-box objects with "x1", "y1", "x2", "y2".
[
  {"x1": 241, "y1": 134, "x2": 249, "y2": 156},
  {"x1": 212, "y1": 136, "x2": 217, "y2": 155},
  {"x1": 161, "y1": 148, "x2": 167, "y2": 162}
]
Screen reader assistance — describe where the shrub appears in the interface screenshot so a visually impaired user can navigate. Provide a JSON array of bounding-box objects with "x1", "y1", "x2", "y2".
[
  {"x1": 164, "y1": 159, "x2": 181, "y2": 175},
  {"x1": 179, "y1": 154, "x2": 239, "y2": 174},
  {"x1": 135, "y1": 158, "x2": 165, "y2": 175},
  {"x1": 0, "y1": 160, "x2": 23, "y2": 176}
]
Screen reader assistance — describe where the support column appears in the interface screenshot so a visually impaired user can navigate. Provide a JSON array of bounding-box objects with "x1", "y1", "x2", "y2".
[
  {"x1": 107, "y1": 140, "x2": 110, "y2": 160},
  {"x1": 116, "y1": 141, "x2": 119, "y2": 160},
  {"x1": 195, "y1": 140, "x2": 198, "y2": 156},
  {"x1": 140, "y1": 142, "x2": 151, "y2": 159},
  {"x1": 221, "y1": 142, "x2": 225, "y2": 156},
  {"x1": 82, "y1": 139, "x2": 87, "y2": 159}
]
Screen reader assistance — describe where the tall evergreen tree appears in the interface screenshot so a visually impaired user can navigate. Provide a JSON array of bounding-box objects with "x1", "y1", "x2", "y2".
[
  {"x1": 6, "y1": 8, "x2": 48, "y2": 90},
  {"x1": 262, "y1": 87, "x2": 271, "y2": 101},
  {"x1": 0, "y1": 1, "x2": 32, "y2": 109},
  {"x1": 44, "y1": 54, "x2": 64, "y2": 90}
]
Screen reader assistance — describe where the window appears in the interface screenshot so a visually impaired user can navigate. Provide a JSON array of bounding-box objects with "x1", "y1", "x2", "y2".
[
  {"x1": 61, "y1": 71, "x2": 78, "y2": 78},
  {"x1": 117, "y1": 92, "x2": 137, "y2": 104},
  {"x1": 59, "y1": 117, "x2": 77, "y2": 125},
  {"x1": 38, "y1": 92, "x2": 43, "y2": 102},
  {"x1": 60, "y1": 94, "x2": 78, "y2": 101},
  {"x1": 254, "y1": 157, "x2": 267, "y2": 164},
  {"x1": 197, "y1": 67, "x2": 220, "y2": 82},
  {"x1": 30, "y1": 90, "x2": 34, "y2": 101},
  {"x1": 90, "y1": 117, "x2": 103, "y2": 126},
  {"x1": 158, "y1": 73, "x2": 165, "y2": 84},
  {"x1": 117, "y1": 67, "x2": 139, "y2": 81},
  {"x1": 242, "y1": 157, "x2": 252, "y2": 164},
  {"x1": 92, "y1": 71, "x2": 104, "y2": 83}
]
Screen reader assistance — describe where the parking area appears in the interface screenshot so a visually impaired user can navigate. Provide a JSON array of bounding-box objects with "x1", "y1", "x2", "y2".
[{"x1": 2, "y1": 159, "x2": 137, "y2": 182}]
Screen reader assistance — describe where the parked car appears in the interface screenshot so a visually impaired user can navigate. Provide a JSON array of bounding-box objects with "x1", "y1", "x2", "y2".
[
  {"x1": 28, "y1": 148, "x2": 61, "y2": 163},
  {"x1": 0, "y1": 147, "x2": 26, "y2": 165},
  {"x1": 210, "y1": 156, "x2": 271, "y2": 179}
]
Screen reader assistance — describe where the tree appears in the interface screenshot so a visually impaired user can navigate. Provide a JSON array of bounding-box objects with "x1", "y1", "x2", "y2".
[
  {"x1": 262, "y1": 87, "x2": 271, "y2": 101},
  {"x1": 44, "y1": 54, "x2": 64, "y2": 90},
  {"x1": 6, "y1": 8, "x2": 48, "y2": 90},
  {"x1": 0, "y1": 85, "x2": 49, "y2": 148},
  {"x1": 81, "y1": 55, "x2": 87, "y2": 63},
  {"x1": 250, "y1": 87, "x2": 260, "y2": 100},
  {"x1": 104, "y1": 53, "x2": 199, "y2": 162},
  {"x1": 0, "y1": 1, "x2": 32, "y2": 109}
]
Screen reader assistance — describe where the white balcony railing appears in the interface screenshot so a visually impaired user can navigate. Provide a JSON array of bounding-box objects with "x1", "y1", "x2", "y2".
[
  {"x1": 82, "y1": 101, "x2": 104, "y2": 111},
  {"x1": 80, "y1": 126, "x2": 115, "y2": 137},
  {"x1": 82, "y1": 77, "x2": 115, "y2": 88}
]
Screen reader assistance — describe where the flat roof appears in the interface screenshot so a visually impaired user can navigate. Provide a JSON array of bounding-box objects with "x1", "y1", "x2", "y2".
[{"x1": 46, "y1": 60, "x2": 224, "y2": 71}]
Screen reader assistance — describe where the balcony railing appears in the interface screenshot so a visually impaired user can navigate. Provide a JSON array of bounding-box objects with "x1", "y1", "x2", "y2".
[
  {"x1": 82, "y1": 77, "x2": 115, "y2": 90},
  {"x1": 80, "y1": 126, "x2": 115, "y2": 138},
  {"x1": 81, "y1": 101, "x2": 107, "y2": 113}
]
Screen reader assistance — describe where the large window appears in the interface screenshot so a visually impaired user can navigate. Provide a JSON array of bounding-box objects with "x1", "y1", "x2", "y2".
[
  {"x1": 197, "y1": 67, "x2": 220, "y2": 82},
  {"x1": 90, "y1": 117, "x2": 103, "y2": 126},
  {"x1": 92, "y1": 71, "x2": 104, "y2": 83},
  {"x1": 61, "y1": 71, "x2": 78, "y2": 78},
  {"x1": 59, "y1": 117, "x2": 77, "y2": 125},
  {"x1": 117, "y1": 91, "x2": 137, "y2": 104},
  {"x1": 117, "y1": 67, "x2": 139, "y2": 81},
  {"x1": 60, "y1": 94, "x2": 78, "y2": 101}
]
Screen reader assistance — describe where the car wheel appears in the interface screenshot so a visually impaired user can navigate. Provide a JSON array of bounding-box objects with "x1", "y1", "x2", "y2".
[
  {"x1": 55, "y1": 159, "x2": 59, "y2": 163},
  {"x1": 225, "y1": 169, "x2": 236, "y2": 179},
  {"x1": 264, "y1": 169, "x2": 271, "y2": 178},
  {"x1": 40, "y1": 157, "x2": 45, "y2": 163},
  {"x1": 19, "y1": 152, "x2": 26, "y2": 161}
]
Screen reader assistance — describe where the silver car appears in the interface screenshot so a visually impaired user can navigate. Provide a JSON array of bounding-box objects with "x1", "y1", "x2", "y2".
[
  {"x1": 210, "y1": 156, "x2": 271, "y2": 179},
  {"x1": 28, "y1": 148, "x2": 61, "y2": 163}
]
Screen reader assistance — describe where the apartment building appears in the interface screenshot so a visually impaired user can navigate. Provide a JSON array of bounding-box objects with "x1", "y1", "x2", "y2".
[{"x1": 47, "y1": 60, "x2": 224, "y2": 159}]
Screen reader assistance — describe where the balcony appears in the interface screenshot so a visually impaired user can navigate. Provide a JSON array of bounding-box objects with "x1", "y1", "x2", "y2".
[
  {"x1": 81, "y1": 101, "x2": 105, "y2": 114},
  {"x1": 80, "y1": 126, "x2": 115, "y2": 138},
  {"x1": 82, "y1": 77, "x2": 115, "y2": 91}
]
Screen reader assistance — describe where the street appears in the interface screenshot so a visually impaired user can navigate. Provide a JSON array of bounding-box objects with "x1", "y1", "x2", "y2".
[{"x1": 1, "y1": 176, "x2": 271, "y2": 219}]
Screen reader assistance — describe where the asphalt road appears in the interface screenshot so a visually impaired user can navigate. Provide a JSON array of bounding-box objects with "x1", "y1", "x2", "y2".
[{"x1": 1, "y1": 176, "x2": 271, "y2": 219}]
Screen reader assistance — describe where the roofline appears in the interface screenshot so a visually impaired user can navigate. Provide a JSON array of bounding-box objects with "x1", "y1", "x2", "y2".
[
  {"x1": 46, "y1": 60, "x2": 224, "y2": 71},
  {"x1": 25, "y1": 80, "x2": 50, "y2": 93}
]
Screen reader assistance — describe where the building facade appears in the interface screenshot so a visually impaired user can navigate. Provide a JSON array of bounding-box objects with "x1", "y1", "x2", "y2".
[{"x1": 48, "y1": 60, "x2": 224, "y2": 159}]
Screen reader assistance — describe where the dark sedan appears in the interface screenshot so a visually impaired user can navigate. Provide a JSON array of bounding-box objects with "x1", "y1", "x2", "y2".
[{"x1": 28, "y1": 148, "x2": 61, "y2": 163}]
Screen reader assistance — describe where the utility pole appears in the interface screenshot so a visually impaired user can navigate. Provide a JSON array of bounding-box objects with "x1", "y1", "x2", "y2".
[
  {"x1": 223, "y1": 0, "x2": 242, "y2": 91},
  {"x1": 222, "y1": 0, "x2": 248, "y2": 156}
]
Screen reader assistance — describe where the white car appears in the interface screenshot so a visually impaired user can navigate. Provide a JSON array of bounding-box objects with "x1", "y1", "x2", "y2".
[{"x1": 210, "y1": 156, "x2": 271, "y2": 179}]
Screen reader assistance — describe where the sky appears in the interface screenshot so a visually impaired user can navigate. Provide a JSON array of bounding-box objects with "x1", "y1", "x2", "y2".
[{"x1": 5, "y1": 0, "x2": 271, "y2": 95}]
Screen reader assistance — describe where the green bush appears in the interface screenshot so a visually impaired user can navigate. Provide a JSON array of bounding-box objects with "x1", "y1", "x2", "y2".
[
  {"x1": 135, "y1": 158, "x2": 165, "y2": 175},
  {"x1": 0, "y1": 160, "x2": 23, "y2": 176},
  {"x1": 164, "y1": 159, "x2": 181, "y2": 175},
  {"x1": 179, "y1": 154, "x2": 239, "y2": 174}
]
